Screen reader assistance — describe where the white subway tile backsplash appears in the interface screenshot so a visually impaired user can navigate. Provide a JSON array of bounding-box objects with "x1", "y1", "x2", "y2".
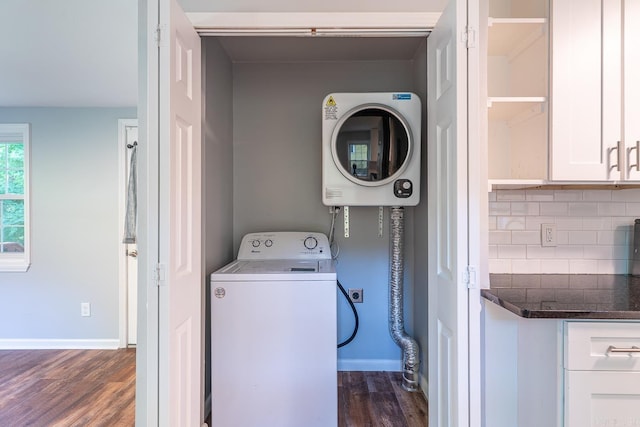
[
  {"x1": 582, "y1": 190, "x2": 612, "y2": 201},
  {"x1": 526, "y1": 245, "x2": 556, "y2": 259},
  {"x1": 626, "y1": 203, "x2": 640, "y2": 216},
  {"x1": 510, "y1": 202, "x2": 540, "y2": 216},
  {"x1": 525, "y1": 190, "x2": 554, "y2": 201},
  {"x1": 496, "y1": 216, "x2": 526, "y2": 230},
  {"x1": 496, "y1": 190, "x2": 526, "y2": 201},
  {"x1": 597, "y1": 230, "x2": 628, "y2": 245},
  {"x1": 488, "y1": 216, "x2": 497, "y2": 230},
  {"x1": 582, "y1": 217, "x2": 612, "y2": 230},
  {"x1": 540, "y1": 259, "x2": 570, "y2": 274},
  {"x1": 555, "y1": 218, "x2": 583, "y2": 230},
  {"x1": 611, "y1": 188, "x2": 640, "y2": 201},
  {"x1": 525, "y1": 216, "x2": 557, "y2": 230},
  {"x1": 539, "y1": 202, "x2": 568, "y2": 216},
  {"x1": 489, "y1": 259, "x2": 512, "y2": 274},
  {"x1": 489, "y1": 202, "x2": 511, "y2": 216},
  {"x1": 569, "y1": 260, "x2": 598, "y2": 274},
  {"x1": 511, "y1": 231, "x2": 540, "y2": 245},
  {"x1": 567, "y1": 230, "x2": 597, "y2": 245},
  {"x1": 512, "y1": 259, "x2": 541, "y2": 274},
  {"x1": 498, "y1": 245, "x2": 526, "y2": 259},
  {"x1": 488, "y1": 189, "x2": 636, "y2": 275},
  {"x1": 598, "y1": 202, "x2": 626, "y2": 216},
  {"x1": 555, "y1": 231, "x2": 570, "y2": 245},
  {"x1": 583, "y1": 245, "x2": 613, "y2": 260},
  {"x1": 597, "y1": 259, "x2": 628, "y2": 275},
  {"x1": 488, "y1": 245, "x2": 498, "y2": 258},
  {"x1": 568, "y1": 202, "x2": 599, "y2": 216},
  {"x1": 554, "y1": 190, "x2": 582, "y2": 201},
  {"x1": 489, "y1": 231, "x2": 511, "y2": 244},
  {"x1": 555, "y1": 245, "x2": 584, "y2": 259}
]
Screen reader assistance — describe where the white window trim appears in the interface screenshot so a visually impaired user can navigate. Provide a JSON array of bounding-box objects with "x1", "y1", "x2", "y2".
[{"x1": 0, "y1": 123, "x2": 30, "y2": 272}]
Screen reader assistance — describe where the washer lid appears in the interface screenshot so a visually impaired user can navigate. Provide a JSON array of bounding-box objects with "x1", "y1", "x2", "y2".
[{"x1": 211, "y1": 259, "x2": 336, "y2": 281}]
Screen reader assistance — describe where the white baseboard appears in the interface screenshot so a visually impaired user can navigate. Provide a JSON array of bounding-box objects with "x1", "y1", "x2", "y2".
[
  {"x1": 420, "y1": 371, "x2": 429, "y2": 399},
  {"x1": 0, "y1": 339, "x2": 120, "y2": 350},
  {"x1": 337, "y1": 358, "x2": 401, "y2": 371}
]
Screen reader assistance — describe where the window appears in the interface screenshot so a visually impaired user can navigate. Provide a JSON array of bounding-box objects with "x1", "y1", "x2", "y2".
[
  {"x1": 0, "y1": 124, "x2": 30, "y2": 272},
  {"x1": 348, "y1": 143, "x2": 369, "y2": 177}
]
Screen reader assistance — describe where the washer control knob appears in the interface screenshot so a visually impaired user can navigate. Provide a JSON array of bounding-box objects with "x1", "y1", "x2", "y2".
[
  {"x1": 251, "y1": 240, "x2": 260, "y2": 248},
  {"x1": 303, "y1": 236, "x2": 318, "y2": 250},
  {"x1": 265, "y1": 239, "x2": 273, "y2": 247}
]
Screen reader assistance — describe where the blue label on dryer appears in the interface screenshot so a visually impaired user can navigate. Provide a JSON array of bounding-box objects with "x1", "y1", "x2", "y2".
[{"x1": 392, "y1": 93, "x2": 412, "y2": 100}]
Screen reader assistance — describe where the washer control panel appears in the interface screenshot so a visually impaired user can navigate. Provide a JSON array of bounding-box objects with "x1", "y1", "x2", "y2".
[{"x1": 237, "y1": 232, "x2": 331, "y2": 260}]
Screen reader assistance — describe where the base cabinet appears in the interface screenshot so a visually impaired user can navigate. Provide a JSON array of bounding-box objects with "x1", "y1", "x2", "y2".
[
  {"x1": 565, "y1": 371, "x2": 640, "y2": 427},
  {"x1": 564, "y1": 321, "x2": 640, "y2": 427},
  {"x1": 483, "y1": 303, "x2": 640, "y2": 427}
]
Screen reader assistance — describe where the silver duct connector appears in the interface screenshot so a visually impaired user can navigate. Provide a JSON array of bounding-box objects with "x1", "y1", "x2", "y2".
[{"x1": 389, "y1": 207, "x2": 420, "y2": 392}]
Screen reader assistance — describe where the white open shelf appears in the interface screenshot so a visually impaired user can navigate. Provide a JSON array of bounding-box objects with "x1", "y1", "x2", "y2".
[{"x1": 487, "y1": 98, "x2": 546, "y2": 122}]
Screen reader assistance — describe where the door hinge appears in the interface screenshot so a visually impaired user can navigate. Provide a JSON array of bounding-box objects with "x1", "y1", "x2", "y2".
[
  {"x1": 154, "y1": 26, "x2": 163, "y2": 47},
  {"x1": 464, "y1": 27, "x2": 477, "y2": 49},
  {"x1": 463, "y1": 265, "x2": 477, "y2": 288},
  {"x1": 154, "y1": 263, "x2": 166, "y2": 287}
]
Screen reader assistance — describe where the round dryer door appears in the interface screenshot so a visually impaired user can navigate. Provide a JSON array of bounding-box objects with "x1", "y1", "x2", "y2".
[{"x1": 332, "y1": 106, "x2": 411, "y2": 187}]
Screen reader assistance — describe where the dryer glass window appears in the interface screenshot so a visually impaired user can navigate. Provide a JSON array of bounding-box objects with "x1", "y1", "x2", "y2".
[{"x1": 334, "y1": 108, "x2": 409, "y2": 183}]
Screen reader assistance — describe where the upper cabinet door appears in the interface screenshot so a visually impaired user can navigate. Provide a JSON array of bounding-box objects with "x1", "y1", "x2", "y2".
[
  {"x1": 551, "y1": 0, "x2": 623, "y2": 181},
  {"x1": 625, "y1": 0, "x2": 640, "y2": 181}
]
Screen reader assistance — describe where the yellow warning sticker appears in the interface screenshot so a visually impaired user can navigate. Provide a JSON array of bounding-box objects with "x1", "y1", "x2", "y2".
[{"x1": 324, "y1": 96, "x2": 338, "y2": 120}]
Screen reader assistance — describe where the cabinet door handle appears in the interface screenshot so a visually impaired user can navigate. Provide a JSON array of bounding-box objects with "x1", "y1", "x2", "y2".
[
  {"x1": 629, "y1": 140, "x2": 640, "y2": 172},
  {"x1": 609, "y1": 141, "x2": 622, "y2": 172},
  {"x1": 607, "y1": 345, "x2": 640, "y2": 354}
]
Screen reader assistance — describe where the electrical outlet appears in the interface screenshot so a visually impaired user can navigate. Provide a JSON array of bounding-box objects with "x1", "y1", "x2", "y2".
[
  {"x1": 80, "y1": 302, "x2": 91, "y2": 317},
  {"x1": 541, "y1": 223, "x2": 557, "y2": 247},
  {"x1": 348, "y1": 288, "x2": 363, "y2": 303}
]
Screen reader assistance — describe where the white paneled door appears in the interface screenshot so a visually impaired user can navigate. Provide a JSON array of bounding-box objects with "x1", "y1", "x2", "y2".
[
  {"x1": 157, "y1": 0, "x2": 202, "y2": 425},
  {"x1": 427, "y1": 0, "x2": 481, "y2": 425}
]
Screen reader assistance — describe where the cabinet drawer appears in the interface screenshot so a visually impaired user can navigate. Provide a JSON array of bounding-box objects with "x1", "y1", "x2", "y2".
[
  {"x1": 565, "y1": 371, "x2": 640, "y2": 427},
  {"x1": 565, "y1": 322, "x2": 640, "y2": 371}
]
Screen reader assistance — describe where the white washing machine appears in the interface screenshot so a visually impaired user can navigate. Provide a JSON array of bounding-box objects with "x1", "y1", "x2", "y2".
[
  {"x1": 322, "y1": 92, "x2": 422, "y2": 206},
  {"x1": 210, "y1": 231, "x2": 337, "y2": 427}
]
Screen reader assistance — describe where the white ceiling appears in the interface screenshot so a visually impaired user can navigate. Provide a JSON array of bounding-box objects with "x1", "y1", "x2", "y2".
[{"x1": 0, "y1": 0, "x2": 445, "y2": 108}]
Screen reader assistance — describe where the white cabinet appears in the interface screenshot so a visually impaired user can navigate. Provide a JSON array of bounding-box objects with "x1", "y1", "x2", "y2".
[
  {"x1": 564, "y1": 322, "x2": 640, "y2": 427},
  {"x1": 552, "y1": 0, "x2": 640, "y2": 181},
  {"x1": 487, "y1": 0, "x2": 549, "y2": 183}
]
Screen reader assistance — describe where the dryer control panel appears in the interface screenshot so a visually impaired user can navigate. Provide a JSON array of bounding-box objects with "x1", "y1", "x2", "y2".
[{"x1": 237, "y1": 232, "x2": 331, "y2": 260}]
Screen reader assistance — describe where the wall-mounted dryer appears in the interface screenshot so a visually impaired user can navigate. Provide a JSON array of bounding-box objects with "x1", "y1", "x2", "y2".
[{"x1": 322, "y1": 92, "x2": 421, "y2": 206}]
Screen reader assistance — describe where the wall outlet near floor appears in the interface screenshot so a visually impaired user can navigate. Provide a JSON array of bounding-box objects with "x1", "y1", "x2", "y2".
[
  {"x1": 541, "y1": 223, "x2": 557, "y2": 247},
  {"x1": 80, "y1": 302, "x2": 91, "y2": 317},
  {"x1": 348, "y1": 288, "x2": 363, "y2": 303}
]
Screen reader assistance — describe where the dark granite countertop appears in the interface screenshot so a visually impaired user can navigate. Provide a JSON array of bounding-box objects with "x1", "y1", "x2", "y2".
[{"x1": 482, "y1": 274, "x2": 640, "y2": 319}]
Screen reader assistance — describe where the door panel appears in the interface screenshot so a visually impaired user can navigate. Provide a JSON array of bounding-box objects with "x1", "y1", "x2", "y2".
[
  {"x1": 158, "y1": 0, "x2": 202, "y2": 425},
  {"x1": 427, "y1": 0, "x2": 470, "y2": 425}
]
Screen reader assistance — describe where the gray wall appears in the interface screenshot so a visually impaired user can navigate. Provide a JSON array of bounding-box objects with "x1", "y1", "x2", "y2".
[
  {"x1": 0, "y1": 107, "x2": 136, "y2": 341},
  {"x1": 229, "y1": 56, "x2": 425, "y2": 367},
  {"x1": 202, "y1": 38, "x2": 235, "y2": 406}
]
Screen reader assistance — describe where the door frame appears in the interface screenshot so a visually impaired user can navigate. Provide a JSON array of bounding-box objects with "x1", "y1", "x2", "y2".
[
  {"x1": 139, "y1": 6, "x2": 485, "y2": 426},
  {"x1": 118, "y1": 118, "x2": 139, "y2": 348}
]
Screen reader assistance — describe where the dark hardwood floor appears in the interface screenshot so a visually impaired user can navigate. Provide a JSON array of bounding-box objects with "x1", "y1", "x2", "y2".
[
  {"x1": 0, "y1": 349, "x2": 136, "y2": 427},
  {"x1": 0, "y1": 350, "x2": 427, "y2": 427},
  {"x1": 338, "y1": 371, "x2": 428, "y2": 427}
]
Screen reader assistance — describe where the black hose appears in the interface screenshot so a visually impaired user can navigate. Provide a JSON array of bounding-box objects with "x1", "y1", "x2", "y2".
[{"x1": 337, "y1": 279, "x2": 359, "y2": 348}]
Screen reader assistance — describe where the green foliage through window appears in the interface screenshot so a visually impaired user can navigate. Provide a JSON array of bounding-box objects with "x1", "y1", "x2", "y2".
[{"x1": 0, "y1": 142, "x2": 25, "y2": 253}]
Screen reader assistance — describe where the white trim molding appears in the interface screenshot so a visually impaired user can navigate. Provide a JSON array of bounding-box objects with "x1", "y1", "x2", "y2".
[
  {"x1": 337, "y1": 358, "x2": 402, "y2": 372},
  {"x1": 0, "y1": 339, "x2": 120, "y2": 350},
  {"x1": 187, "y1": 12, "x2": 439, "y2": 36}
]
